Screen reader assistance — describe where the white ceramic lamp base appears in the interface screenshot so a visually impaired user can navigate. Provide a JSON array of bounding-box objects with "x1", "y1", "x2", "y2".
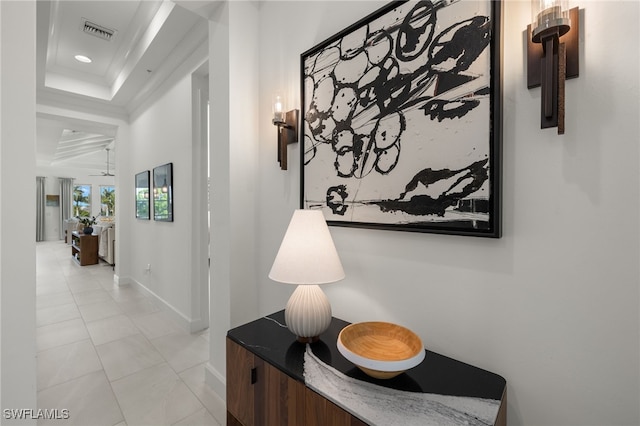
[{"x1": 285, "y1": 284, "x2": 332, "y2": 343}]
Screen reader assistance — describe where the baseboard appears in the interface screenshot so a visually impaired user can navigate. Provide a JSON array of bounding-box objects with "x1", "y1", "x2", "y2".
[
  {"x1": 122, "y1": 276, "x2": 205, "y2": 334},
  {"x1": 205, "y1": 361, "x2": 226, "y2": 402},
  {"x1": 113, "y1": 274, "x2": 131, "y2": 286},
  {"x1": 189, "y1": 317, "x2": 208, "y2": 334}
]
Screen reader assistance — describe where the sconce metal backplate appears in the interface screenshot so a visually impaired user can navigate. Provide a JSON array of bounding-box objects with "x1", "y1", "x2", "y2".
[
  {"x1": 277, "y1": 109, "x2": 299, "y2": 170},
  {"x1": 527, "y1": 7, "x2": 579, "y2": 89}
]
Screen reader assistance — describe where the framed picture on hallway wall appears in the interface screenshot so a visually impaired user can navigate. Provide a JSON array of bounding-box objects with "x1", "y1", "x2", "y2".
[
  {"x1": 300, "y1": 0, "x2": 502, "y2": 237},
  {"x1": 135, "y1": 171, "x2": 150, "y2": 220},
  {"x1": 153, "y1": 163, "x2": 173, "y2": 222}
]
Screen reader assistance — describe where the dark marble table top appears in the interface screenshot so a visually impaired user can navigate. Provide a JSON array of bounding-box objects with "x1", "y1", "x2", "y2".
[{"x1": 227, "y1": 310, "x2": 505, "y2": 400}]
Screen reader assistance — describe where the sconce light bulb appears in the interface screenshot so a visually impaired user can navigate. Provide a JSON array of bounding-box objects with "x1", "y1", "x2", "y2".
[
  {"x1": 531, "y1": 0, "x2": 570, "y2": 41},
  {"x1": 273, "y1": 95, "x2": 285, "y2": 123}
]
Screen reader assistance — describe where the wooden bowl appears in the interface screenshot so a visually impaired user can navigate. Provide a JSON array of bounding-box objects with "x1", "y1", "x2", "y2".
[{"x1": 337, "y1": 321, "x2": 425, "y2": 379}]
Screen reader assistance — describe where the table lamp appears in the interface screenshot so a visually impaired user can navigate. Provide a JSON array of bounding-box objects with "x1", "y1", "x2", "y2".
[{"x1": 269, "y1": 209, "x2": 345, "y2": 343}]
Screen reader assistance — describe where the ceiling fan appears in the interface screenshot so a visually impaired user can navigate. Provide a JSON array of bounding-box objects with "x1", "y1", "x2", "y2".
[{"x1": 91, "y1": 148, "x2": 115, "y2": 176}]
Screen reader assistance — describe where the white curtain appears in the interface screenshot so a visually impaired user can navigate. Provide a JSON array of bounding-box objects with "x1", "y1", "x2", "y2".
[
  {"x1": 59, "y1": 178, "x2": 74, "y2": 240},
  {"x1": 36, "y1": 176, "x2": 45, "y2": 242}
]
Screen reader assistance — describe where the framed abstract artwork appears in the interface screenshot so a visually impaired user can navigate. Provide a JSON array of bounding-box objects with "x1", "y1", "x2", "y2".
[
  {"x1": 301, "y1": 0, "x2": 502, "y2": 237},
  {"x1": 153, "y1": 163, "x2": 173, "y2": 222},
  {"x1": 135, "y1": 171, "x2": 150, "y2": 220}
]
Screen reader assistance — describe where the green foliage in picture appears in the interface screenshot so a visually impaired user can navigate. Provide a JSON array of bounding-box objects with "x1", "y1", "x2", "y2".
[
  {"x1": 135, "y1": 171, "x2": 150, "y2": 220},
  {"x1": 153, "y1": 163, "x2": 173, "y2": 222},
  {"x1": 73, "y1": 185, "x2": 91, "y2": 217},
  {"x1": 100, "y1": 186, "x2": 115, "y2": 216}
]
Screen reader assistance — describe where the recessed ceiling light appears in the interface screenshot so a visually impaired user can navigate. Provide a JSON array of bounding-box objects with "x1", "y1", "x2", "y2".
[{"x1": 74, "y1": 54, "x2": 92, "y2": 63}]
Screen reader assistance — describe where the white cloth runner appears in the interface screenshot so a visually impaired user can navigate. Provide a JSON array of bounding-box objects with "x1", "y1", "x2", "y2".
[{"x1": 303, "y1": 346, "x2": 500, "y2": 426}]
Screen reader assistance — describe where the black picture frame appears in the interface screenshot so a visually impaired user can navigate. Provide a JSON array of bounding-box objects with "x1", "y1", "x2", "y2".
[
  {"x1": 153, "y1": 163, "x2": 173, "y2": 222},
  {"x1": 135, "y1": 171, "x2": 150, "y2": 220},
  {"x1": 300, "y1": 0, "x2": 502, "y2": 237}
]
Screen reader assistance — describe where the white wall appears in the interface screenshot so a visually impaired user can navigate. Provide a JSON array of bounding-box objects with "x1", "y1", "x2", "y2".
[
  {"x1": 0, "y1": 1, "x2": 37, "y2": 421},
  {"x1": 206, "y1": 0, "x2": 261, "y2": 399},
  {"x1": 251, "y1": 1, "x2": 640, "y2": 425},
  {"x1": 126, "y1": 75, "x2": 194, "y2": 321},
  {"x1": 123, "y1": 43, "x2": 209, "y2": 331}
]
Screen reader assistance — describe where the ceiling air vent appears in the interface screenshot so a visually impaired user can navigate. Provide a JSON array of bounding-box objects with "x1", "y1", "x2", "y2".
[{"x1": 82, "y1": 19, "x2": 115, "y2": 41}]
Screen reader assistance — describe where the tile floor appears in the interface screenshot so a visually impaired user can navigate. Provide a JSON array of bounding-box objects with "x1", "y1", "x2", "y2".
[{"x1": 36, "y1": 241, "x2": 224, "y2": 426}]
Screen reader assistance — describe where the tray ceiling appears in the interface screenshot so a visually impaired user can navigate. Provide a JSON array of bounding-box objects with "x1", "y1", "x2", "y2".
[{"x1": 36, "y1": 0, "x2": 207, "y2": 171}]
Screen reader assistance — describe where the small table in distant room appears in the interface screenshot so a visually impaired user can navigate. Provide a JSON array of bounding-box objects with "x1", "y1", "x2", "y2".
[{"x1": 70, "y1": 231, "x2": 98, "y2": 266}]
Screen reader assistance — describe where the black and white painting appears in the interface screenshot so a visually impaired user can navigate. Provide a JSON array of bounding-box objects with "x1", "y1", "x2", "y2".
[{"x1": 301, "y1": 0, "x2": 501, "y2": 237}]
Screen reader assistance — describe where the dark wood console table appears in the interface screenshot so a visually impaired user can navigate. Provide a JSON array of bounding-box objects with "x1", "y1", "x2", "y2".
[
  {"x1": 70, "y1": 231, "x2": 98, "y2": 266},
  {"x1": 227, "y1": 311, "x2": 506, "y2": 425}
]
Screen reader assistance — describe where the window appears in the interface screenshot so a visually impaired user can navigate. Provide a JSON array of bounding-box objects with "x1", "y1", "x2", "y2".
[
  {"x1": 73, "y1": 184, "x2": 92, "y2": 217},
  {"x1": 100, "y1": 185, "x2": 115, "y2": 217}
]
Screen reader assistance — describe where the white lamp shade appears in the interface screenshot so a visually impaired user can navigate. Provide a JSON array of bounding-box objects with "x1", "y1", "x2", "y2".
[{"x1": 269, "y1": 210, "x2": 345, "y2": 285}]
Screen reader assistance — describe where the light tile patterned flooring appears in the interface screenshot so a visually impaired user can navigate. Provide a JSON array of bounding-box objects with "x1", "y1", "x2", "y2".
[{"x1": 36, "y1": 241, "x2": 224, "y2": 426}]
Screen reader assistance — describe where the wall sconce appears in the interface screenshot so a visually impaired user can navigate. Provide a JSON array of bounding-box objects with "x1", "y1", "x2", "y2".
[
  {"x1": 272, "y1": 95, "x2": 299, "y2": 170},
  {"x1": 527, "y1": 0, "x2": 579, "y2": 134}
]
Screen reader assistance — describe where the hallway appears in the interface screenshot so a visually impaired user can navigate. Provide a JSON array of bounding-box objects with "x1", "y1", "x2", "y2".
[{"x1": 35, "y1": 241, "x2": 223, "y2": 426}]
